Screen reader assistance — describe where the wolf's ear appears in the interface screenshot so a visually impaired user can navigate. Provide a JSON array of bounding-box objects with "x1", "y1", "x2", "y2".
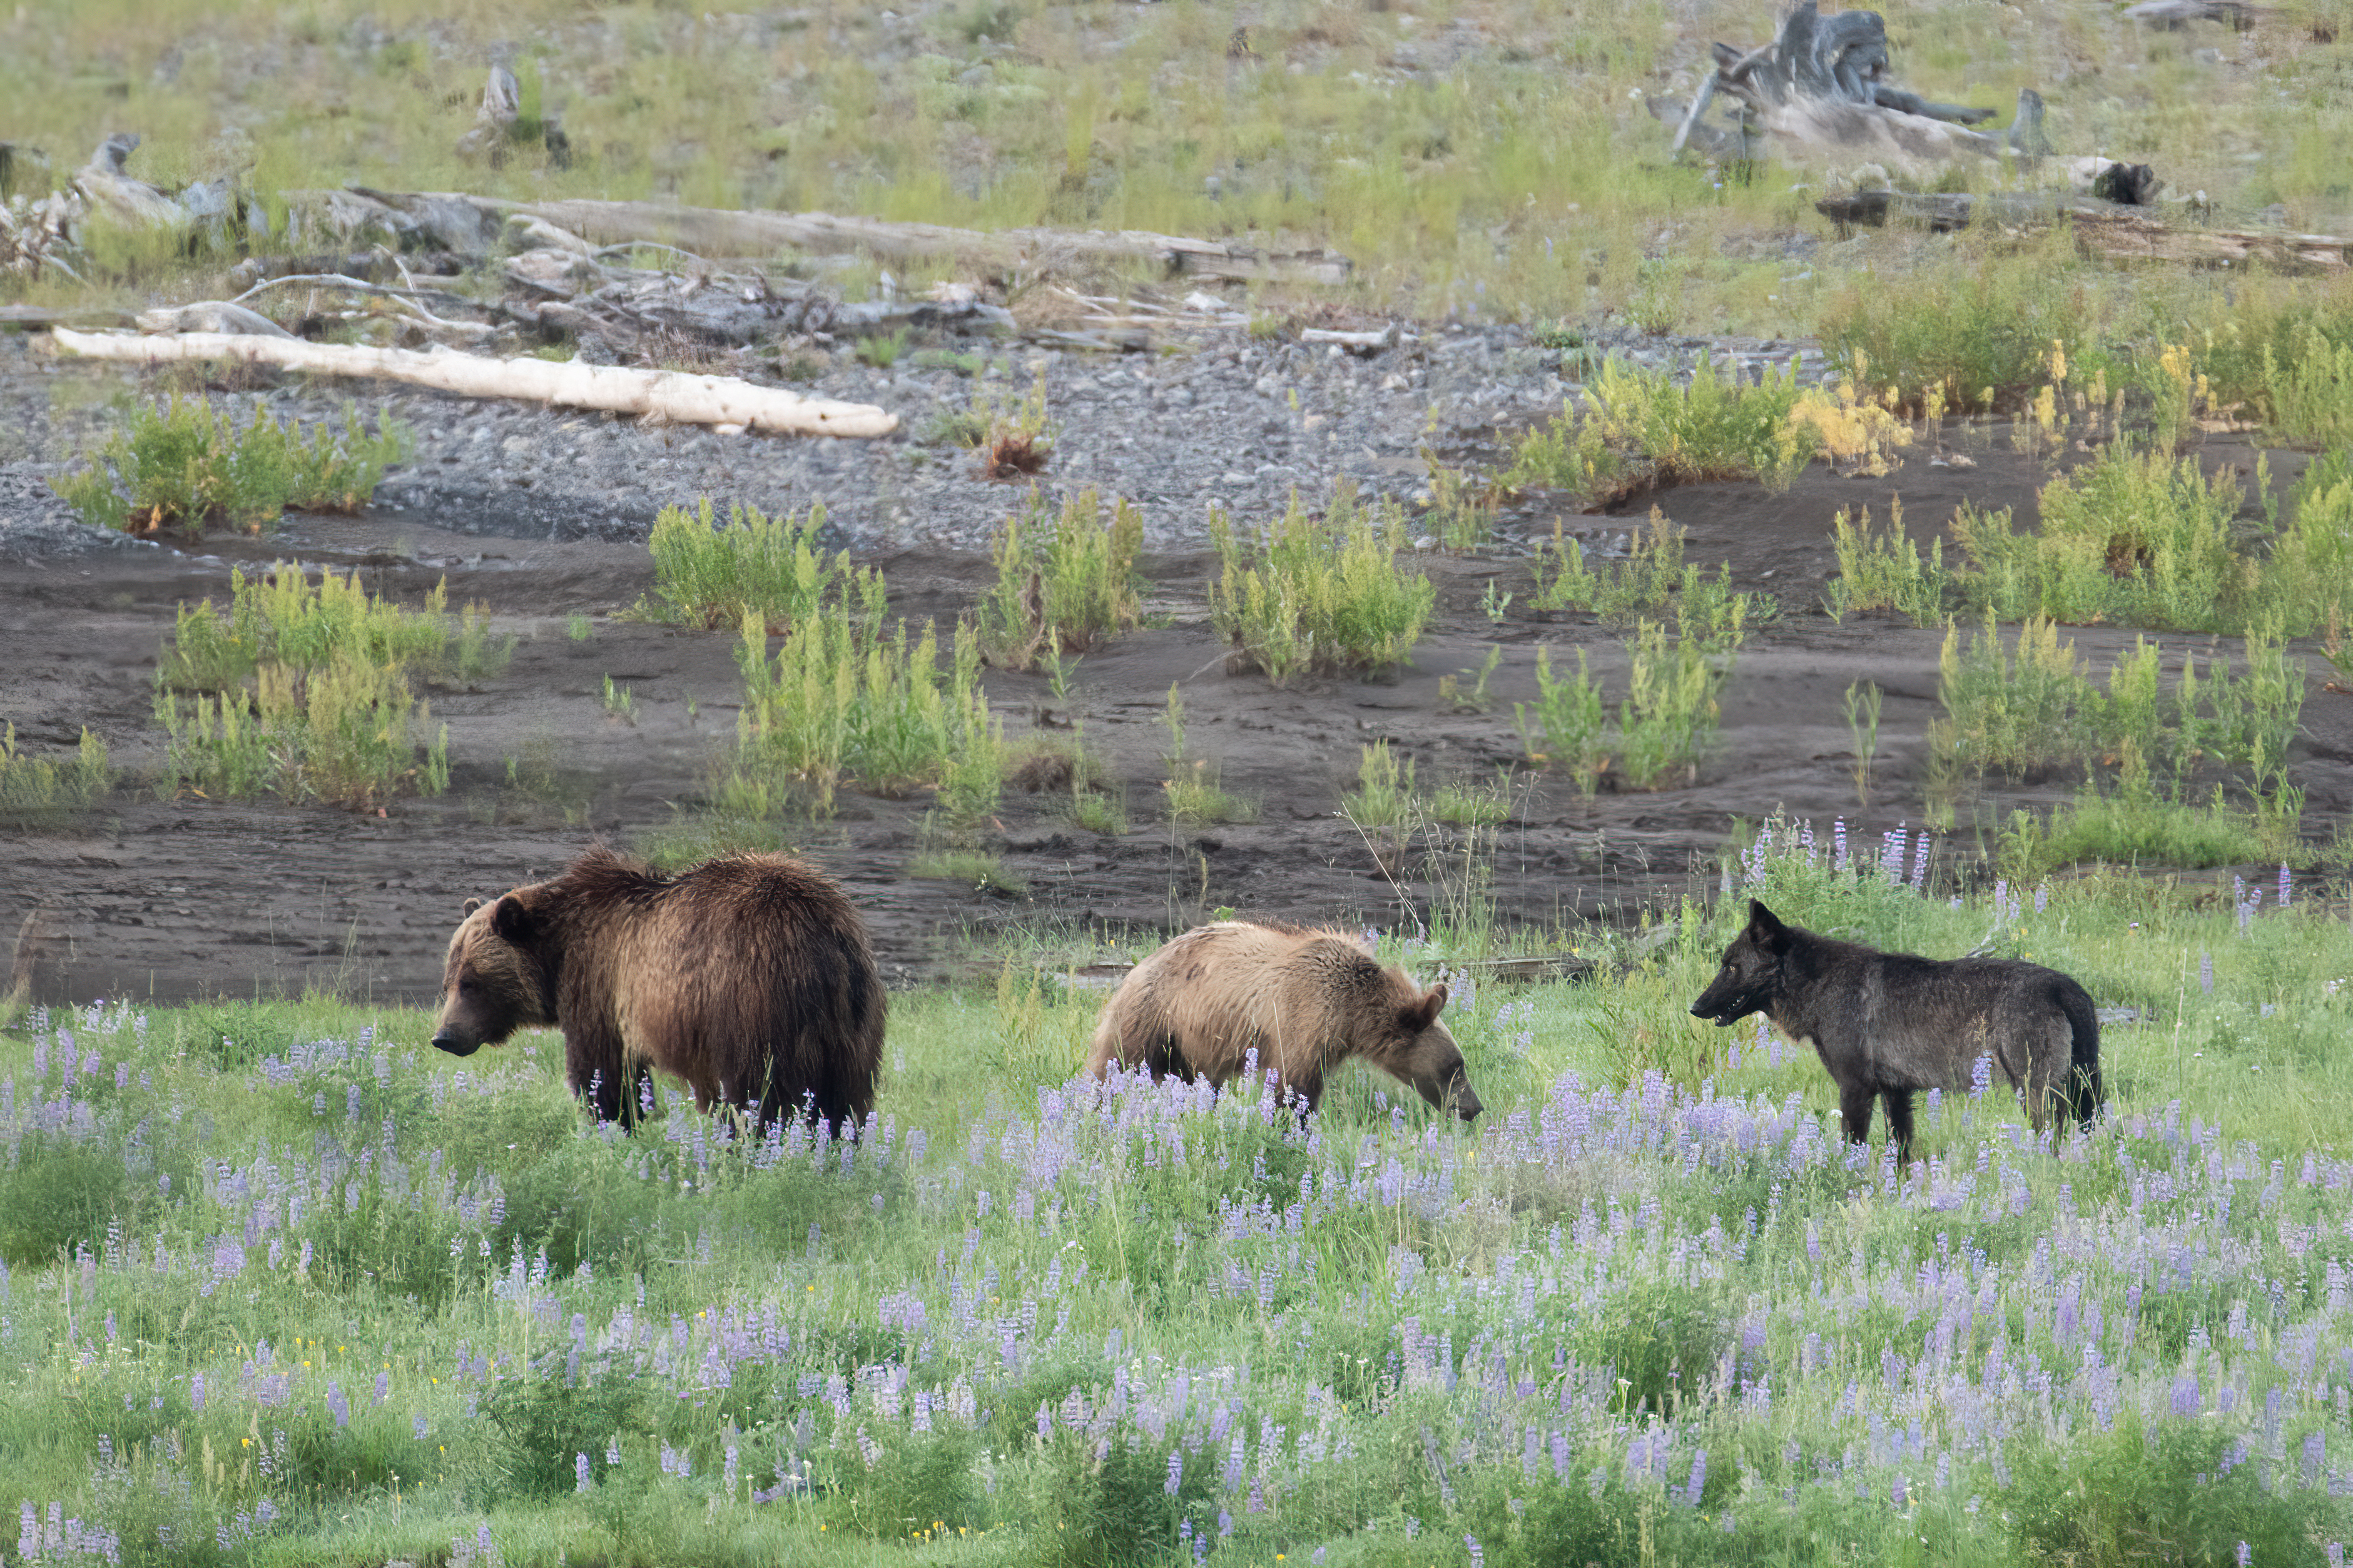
[
  {"x1": 1407, "y1": 983, "x2": 1449, "y2": 1032},
  {"x1": 1748, "y1": 899, "x2": 1791, "y2": 947},
  {"x1": 488, "y1": 894, "x2": 543, "y2": 946}
]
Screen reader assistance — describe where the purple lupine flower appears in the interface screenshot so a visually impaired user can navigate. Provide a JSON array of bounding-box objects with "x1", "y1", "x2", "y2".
[
  {"x1": 2280, "y1": 864, "x2": 2292, "y2": 909},
  {"x1": 2034, "y1": 883, "x2": 2049, "y2": 915},
  {"x1": 1166, "y1": 1450, "x2": 1184, "y2": 1495},
  {"x1": 1466, "y1": 1535, "x2": 1485, "y2": 1565},
  {"x1": 2201, "y1": 953, "x2": 2214, "y2": 994},
  {"x1": 414, "y1": 1415, "x2": 429, "y2": 1441},
  {"x1": 2239, "y1": 1543, "x2": 2252, "y2": 1567},
  {"x1": 576, "y1": 1453, "x2": 592, "y2": 1493},
  {"x1": 1685, "y1": 1450, "x2": 1708, "y2": 1507},
  {"x1": 327, "y1": 1381, "x2": 349, "y2": 1429},
  {"x1": 1893, "y1": 1473, "x2": 1909, "y2": 1507},
  {"x1": 1833, "y1": 817, "x2": 1847, "y2": 873}
]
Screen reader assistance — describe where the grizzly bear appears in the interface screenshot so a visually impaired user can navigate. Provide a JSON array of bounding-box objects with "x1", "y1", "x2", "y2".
[
  {"x1": 1085, "y1": 921, "x2": 1481, "y2": 1120},
  {"x1": 430, "y1": 847, "x2": 884, "y2": 1133}
]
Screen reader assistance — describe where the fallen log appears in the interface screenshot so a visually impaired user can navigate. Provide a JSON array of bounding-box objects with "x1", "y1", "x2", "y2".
[
  {"x1": 1658, "y1": 2, "x2": 2097, "y2": 180},
  {"x1": 300, "y1": 188, "x2": 1351, "y2": 285},
  {"x1": 46, "y1": 329, "x2": 898, "y2": 438},
  {"x1": 1816, "y1": 189, "x2": 2351, "y2": 271}
]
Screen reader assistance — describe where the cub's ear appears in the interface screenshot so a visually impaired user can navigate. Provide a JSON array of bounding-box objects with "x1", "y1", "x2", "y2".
[
  {"x1": 461, "y1": 897, "x2": 485, "y2": 917},
  {"x1": 1407, "y1": 981, "x2": 1450, "y2": 1032},
  {"x1": 488, "y1": 894, "x2": 542, "y2": 946}
]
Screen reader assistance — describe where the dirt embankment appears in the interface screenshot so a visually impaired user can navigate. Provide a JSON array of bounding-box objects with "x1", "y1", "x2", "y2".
[{"x1": 3, "y1": 326, "x2": 2345, "y2": 1007}]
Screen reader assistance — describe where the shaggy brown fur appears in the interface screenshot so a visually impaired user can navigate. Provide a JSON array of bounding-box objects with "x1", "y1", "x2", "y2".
[
  {"x1": 1086, "y1": 921, "x2": 1481, "y2": 1120},
  {"x1": 431, "y1": 847, "x2": 884, "y2": 1132}
]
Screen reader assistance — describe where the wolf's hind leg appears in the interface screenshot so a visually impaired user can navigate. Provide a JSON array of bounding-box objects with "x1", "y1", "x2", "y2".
[
  {"x1": 1882, "y1": 1090, "x2": 1916, "y2": 1159},
  {"x1": 1837, "y1": 1081, "x2": 1877, "y2": 1145}
]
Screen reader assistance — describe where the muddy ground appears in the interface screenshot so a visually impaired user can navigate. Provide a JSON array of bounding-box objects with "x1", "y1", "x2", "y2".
[{"x1": 3, "y1": 345, "x2": 2349, "y2": 1008}]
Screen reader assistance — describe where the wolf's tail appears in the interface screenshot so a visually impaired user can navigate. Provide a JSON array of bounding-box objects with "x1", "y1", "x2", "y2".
[{"x1": 2057, "y1": 983, "x2": 2103, "y2": 1130}]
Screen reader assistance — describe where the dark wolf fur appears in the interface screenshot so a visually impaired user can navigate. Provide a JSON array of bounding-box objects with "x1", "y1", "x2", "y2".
[
  {"x1": 1690, "y1": 899, "x2": 2101, "y2": 1153},
  {"x1": 430, "y1": 847, "x2": 883, "y2": 1133}
]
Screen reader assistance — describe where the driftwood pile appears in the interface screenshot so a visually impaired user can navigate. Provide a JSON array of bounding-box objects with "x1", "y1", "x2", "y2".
[
  {"x1": 1649, "y1": 1, "x2": 2349, "y2": 272},
  {"x1": 3, "y1": 106, "x2": 1370, "y2": 438}
]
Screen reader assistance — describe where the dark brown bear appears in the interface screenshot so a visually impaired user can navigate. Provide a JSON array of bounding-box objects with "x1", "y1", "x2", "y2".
[
  {"x1": 430, "y1": 847, "x2": 883, "y2": 1132},
  {"x1": 1086, "y1": 920, "x2": 1480, "y2": 1120}
]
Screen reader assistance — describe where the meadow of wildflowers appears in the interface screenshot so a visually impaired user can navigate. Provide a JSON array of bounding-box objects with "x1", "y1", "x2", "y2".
[{"x1": 3, "y1": 822, "x2": 2352, "y2": 1567}]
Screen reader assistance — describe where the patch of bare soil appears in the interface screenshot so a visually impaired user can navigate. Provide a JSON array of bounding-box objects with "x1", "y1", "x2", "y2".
[{"x1": 3, "y1": 433, "x2": 2346, "y2": 1008}]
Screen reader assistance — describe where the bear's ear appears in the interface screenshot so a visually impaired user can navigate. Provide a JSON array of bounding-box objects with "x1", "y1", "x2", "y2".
[
  {"x1": 1406, "y1": 981, "x2": 1449, "y2": 1033},
  {"x1": 461, "y1": 897, "x2": 485, "y2": 917},
  {"x1": 488, "y1": 894, "x2": 542, "y2": 946}
]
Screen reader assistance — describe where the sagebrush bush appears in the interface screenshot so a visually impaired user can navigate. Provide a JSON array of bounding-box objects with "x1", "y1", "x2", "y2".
[
  {"x1": 645, "y1": 497, "x2": 881, "y2": 633},
  {"x1": 978, "y1": 486, "x2": 1144, "y2": 669},
  {"x1": 51, "y1": 397, "x2": 407, "y2": 536},
  {"x1": 1208, "y1": 484, "x2": 1433, "y2": 684}
]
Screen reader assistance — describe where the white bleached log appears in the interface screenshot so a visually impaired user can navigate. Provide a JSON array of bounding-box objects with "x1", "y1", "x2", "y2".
[{"x1": 47, "y1": 329, "x2": 897, "y2": 438}]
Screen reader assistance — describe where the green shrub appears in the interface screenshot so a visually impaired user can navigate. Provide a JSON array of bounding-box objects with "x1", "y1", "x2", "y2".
[
  {"x1": 1619, "y1": 614, "x2": 1734, "y2": 790},
  {"x1": 1817, "y1": 248, "x2": 2085, "y2": 413},
  {"x1": 1505, "y1": 355, "x2": 1809, "y2": 502},
  {"x1": 724, "y1": 612, "x2": 998, "y2": 816},
  {"x1": 1157, "y1": 683, "x2": 1253, "y2": 824},
  {"x1": 2264, "y1": 321, "x2": 2353, "y2": 448},
  {"x1": 1208, "y1": 484, "x2": 1434, "y2": 684},
  {"x1": 2270, "y1": 448, "x2": 2353, "y2": 634},
  {"x1": 1342, "y1": 738, "x2": 1416, "y2": 827},
  {"x1": 645, "y1": 497, "x2": 882, "y2": 633},
  {"x1": 157, "y1": 647, "x2": 450, "y2": 807},
  {"x1": 0, "y1": 723, "x2": 109, "y2": 823},
  {"x1": 978, "y1": 487, "x2": 1144, "y2": 669},
  {"x1": 51, "y1": 397, "x2": 407, "y2": 536},
  {"x1": 158, "y1": 563, "x2": 510, "y2": 692},
  {"x1": 1933, "y1": 610, "x2": 2305, "y2": 789},
  {"x1": 1529, "y1": 509, "x2": 1767, "y2": 629},
  {"x1": 1954, "y1": 445, "x2": 2250, "y2": 631},
  {"x1": 1826, "y1": 500, "x2": 1951, "y2": 625},
  {"x1": 482, "y1": 1373, "x2": 644, "y2": 1500},
  {"x1": 1515, "y1": 646, "x2": 1608, "y2": 797}
]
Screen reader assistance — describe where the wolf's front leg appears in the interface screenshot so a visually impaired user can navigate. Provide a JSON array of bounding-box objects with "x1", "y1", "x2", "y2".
[
  {"x1": 1882, "y1": 1090, "x2": 1916, "y2": 1160},
  {"x1": 1837, "y1": 1081, "x2": 1877, "y2": 1145}
]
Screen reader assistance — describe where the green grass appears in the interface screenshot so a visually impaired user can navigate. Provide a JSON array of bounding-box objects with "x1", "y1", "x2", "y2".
[
  {"x1": 50, "y1": 397, "x2": 407, "y2": 537},
  {"x1": 1207, "y1": 483, "x2": 1435, "y2": 685},
  {"x1": 9, "y1": 841, "x2": 2353, "y2": 1565},
  {"x1": 1933, "y1": 610, "x2": 2305, "y2": 787},
  {"x1": 1816, "y1": 236, "x2": 2090, "y2": 415},
  {"x1": 977, "y1": 487, "x2": 1144, "y2": 671}
]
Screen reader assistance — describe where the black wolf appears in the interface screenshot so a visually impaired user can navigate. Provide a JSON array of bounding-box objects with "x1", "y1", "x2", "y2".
[{"x1": 1689, "y1": 899, "x2": 2102, "y2": 1154}]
